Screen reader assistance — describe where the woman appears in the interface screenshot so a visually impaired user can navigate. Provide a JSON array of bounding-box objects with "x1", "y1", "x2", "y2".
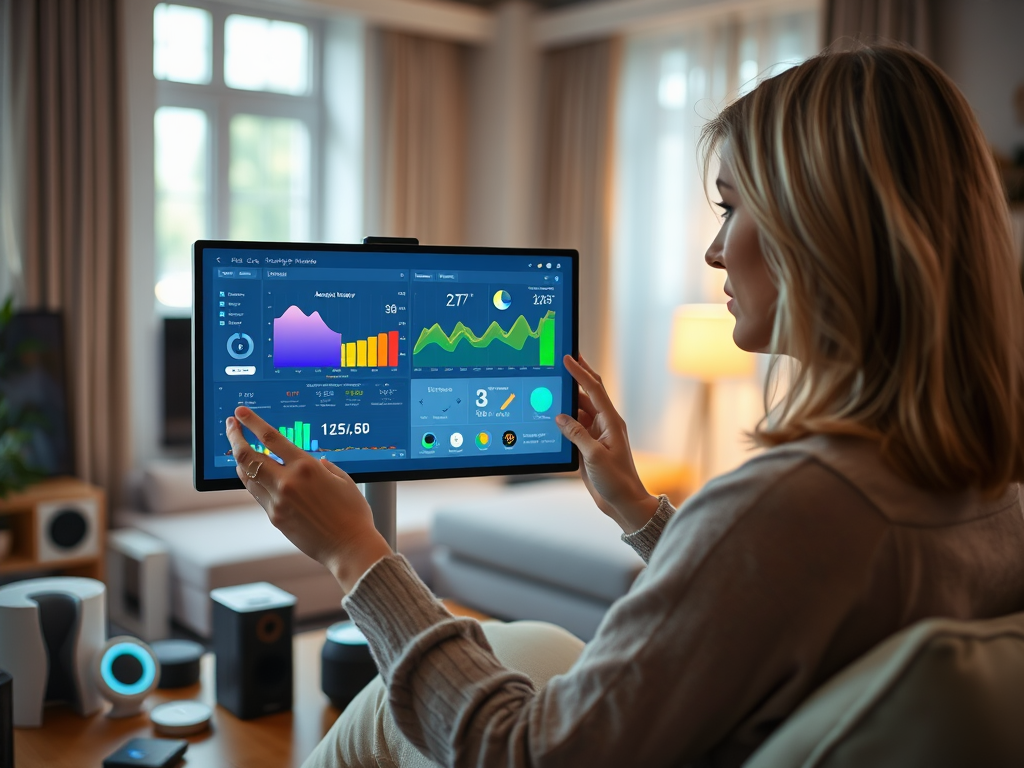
[{"x1": 225, "y1": 44, "x2": 1024, "y2": 767}]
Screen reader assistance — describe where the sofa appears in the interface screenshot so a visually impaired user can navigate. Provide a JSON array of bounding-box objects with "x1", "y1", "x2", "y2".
[{"x1": 114, "y1": 460, "x2": 506, "y2": 636}]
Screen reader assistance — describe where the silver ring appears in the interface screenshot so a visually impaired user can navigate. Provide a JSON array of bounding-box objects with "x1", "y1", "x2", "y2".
[{"x1": 245, "y1": 459, "x2": 263, "y2": 481}]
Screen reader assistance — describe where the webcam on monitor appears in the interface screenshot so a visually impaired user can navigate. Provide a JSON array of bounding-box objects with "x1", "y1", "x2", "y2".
[{"x1": 192, "y1": 238, "x2": 579, "y2": 491}]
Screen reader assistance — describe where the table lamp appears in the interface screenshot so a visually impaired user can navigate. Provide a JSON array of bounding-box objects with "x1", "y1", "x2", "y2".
[{"x1": 669, "y1": 303, "x2": 755, "y2": 484}]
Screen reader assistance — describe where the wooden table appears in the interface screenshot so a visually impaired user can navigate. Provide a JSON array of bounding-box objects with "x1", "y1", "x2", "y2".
[
  {"x1": 14, "y1": 629, "x2": 336, "y2": 768},
  {"x1": 14, "y1": 602, "x2": 490, "y2": 767}
]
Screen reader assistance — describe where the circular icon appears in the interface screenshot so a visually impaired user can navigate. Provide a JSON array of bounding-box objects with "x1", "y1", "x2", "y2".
[
  {"x1": 502, "y1": 430, "x2": 517, "y2": 447},
  {"x1": 421, "y1": 433, "x2": 436, "y2": 449},
  {"x1": 450, "y1": 432, "x2": 464, "y2": 448},
  {"x1": 475, "y1": 431, "x2": 491, "y2": 449},
  {"x1": 492, "y1": 290, "x2": 512, "y2": 310},
  {"x1": 227, "y1": 332, "x2": 254, "y2": 359},
  {"x1": 530, "y1": 386, "x2": 553, "y2": 413}
]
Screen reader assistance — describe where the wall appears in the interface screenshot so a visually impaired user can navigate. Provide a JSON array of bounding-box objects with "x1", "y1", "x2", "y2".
[{"x1": 934, "y1": 0, "x2": 1024, "y2": 159}]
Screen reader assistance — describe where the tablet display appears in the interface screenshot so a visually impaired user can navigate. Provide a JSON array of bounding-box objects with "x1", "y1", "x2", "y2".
[{"x1": 193, "y1": 241, "x2": 579, "y2": 490}]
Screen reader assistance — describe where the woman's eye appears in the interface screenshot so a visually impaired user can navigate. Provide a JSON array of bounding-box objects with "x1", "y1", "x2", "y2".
[{"x1": 714, "y1": 201, "x2": 733, "y2": 220}]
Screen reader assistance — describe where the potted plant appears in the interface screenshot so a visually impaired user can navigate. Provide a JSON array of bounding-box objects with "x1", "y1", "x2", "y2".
[{"x1": 0, "y1": 296, "x2": 45, "y2": 500}]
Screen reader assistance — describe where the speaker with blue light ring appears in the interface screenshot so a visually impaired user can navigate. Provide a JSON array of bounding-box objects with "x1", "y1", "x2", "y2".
[{"x1": 93, "y1": 636, "x2": 160, "y2": 718}]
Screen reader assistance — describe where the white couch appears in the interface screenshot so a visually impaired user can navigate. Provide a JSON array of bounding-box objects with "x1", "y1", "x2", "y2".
[{"x1": 115, "y1": 460, "x2": 505, "y2": 636}]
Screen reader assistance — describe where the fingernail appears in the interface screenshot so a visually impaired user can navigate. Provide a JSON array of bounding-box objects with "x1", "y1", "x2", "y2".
[
  {"x1": 555, "y1": 414, "x2": 568, "y2": 426},
  {"x1": 226, "y1": 417, "x2": 236, "y2": 431}
]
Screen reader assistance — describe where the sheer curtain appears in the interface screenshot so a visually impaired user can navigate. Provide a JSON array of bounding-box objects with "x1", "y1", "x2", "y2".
[
  {"x1": 538, "y1": 38, "x2": 621, "y2": 374},
  {"x1": 7, "y1": 0, "x2": 129, "y2": 498},
  {"x1": 612, "y1": 9, "x2": 818, "y2": 474},
  {"x1": 371, "y1": 30, "x2": 469, "y2": 245}
]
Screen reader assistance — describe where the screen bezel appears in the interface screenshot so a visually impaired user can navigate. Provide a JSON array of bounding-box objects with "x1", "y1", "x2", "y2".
[{"x1": 192, "y1": 240, "x2": 580, "y2": 491}]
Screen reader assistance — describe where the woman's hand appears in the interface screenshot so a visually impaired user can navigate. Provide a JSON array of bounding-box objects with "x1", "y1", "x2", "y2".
[
  {"x1": 226, "y1": 407, "x2": 393, "y2": 593},
  {"x1": 556, "y1": 356, "x2": 660, "y2": 534}
]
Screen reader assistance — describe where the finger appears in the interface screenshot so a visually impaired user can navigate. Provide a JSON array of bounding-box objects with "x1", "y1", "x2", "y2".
[
  {"x1": 555, "y1": 413, "x2": 603, "y2": 460},
  {"x1": 578, "y1": 391, "x2": 598, "y2": 420},
  {"x1": 226, "y1": 417, "x2": 276, "y2": 496},
  {"x1": 577, "y1": 409, "x2": 594, "y2": 431},
  {"x1": 233, "y1": 406, "x2": 306, "y2": 464},
  {"x1": 577, "y1": 355, "x2": 602, "y2": 381},
  {"x1": 319, "y1": 457, "x2": 351, "y2": 481},
  {"x1": 563, "y1": 356, "x2": 617, "y2": 416}
]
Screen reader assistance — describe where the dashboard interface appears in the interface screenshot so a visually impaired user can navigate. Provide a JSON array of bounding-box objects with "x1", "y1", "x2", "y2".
[{"x1": 193, "y1": 241, "x2": 578, "y2": 489}]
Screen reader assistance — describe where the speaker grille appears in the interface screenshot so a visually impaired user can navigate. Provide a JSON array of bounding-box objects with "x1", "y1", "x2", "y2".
[{"x1": 49, "y1": 509, "x2": 89, "y2": 549}]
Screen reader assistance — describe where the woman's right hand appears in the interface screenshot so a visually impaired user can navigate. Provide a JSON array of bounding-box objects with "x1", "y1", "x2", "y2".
[{"x1": 556, "y1": 355, "x2": 661, "y2": 534}]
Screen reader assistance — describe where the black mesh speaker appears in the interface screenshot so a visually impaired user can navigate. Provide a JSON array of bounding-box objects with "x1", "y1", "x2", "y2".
[
  {"x1": 211, "y1": 583, "x2": 295, "y2": 720},
  {"x1": 1, "y1": 667, "x2": 12, "y2": 768}
]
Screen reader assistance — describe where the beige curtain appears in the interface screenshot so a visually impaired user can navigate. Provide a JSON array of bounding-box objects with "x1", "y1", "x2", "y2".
[
  {"x1": 376, "y1": 31, "x2": 469, "y2": 245},
  {"x1": 824, "y1": 0, "x2": 931, "y2": 54},
  {"x1": 538, "y1": 39, "x2": 621, "y2": 374},
  {"x1": 9, "y1": 0, "x2": 129, "y2": 499}
]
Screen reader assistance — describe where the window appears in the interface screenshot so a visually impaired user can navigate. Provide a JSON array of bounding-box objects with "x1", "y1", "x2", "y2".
[
  {"x1": 152, "y1": 3, "x2": 322, "y2": 310},
  {"x1": 612, "y1": 9, "x2": 818, "y2": 468}
]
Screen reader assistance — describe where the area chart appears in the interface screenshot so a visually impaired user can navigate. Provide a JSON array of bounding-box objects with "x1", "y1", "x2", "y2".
[{"x1": 412, "y1": 310, "x2": 556, "y2": 368}]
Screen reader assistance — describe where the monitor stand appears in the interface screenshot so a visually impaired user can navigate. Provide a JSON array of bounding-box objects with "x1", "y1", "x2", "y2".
[{"x1": 364, "y1": 481, "x2": 397, "y2": 551}]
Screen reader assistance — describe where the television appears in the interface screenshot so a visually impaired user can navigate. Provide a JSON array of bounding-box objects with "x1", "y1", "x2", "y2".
[
  {"x1": 0, "y1": 311, "x2": 74, "y2": 477},
  {"x1": 192, "y1": 240, "x2": 579, "y2": 490}
]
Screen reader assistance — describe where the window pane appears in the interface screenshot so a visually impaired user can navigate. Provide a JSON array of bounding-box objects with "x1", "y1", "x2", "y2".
[
  {"x1": 154, "y1": 4, "x2": 212, "y2": 84},
  {"x1": 224, "y1": 15, "x2": 310, "y2": 95},
  {"x1": 229, "y1": 115, "x2": 310, "y2": 240},
  {"x1": 155, "y1": 107, "x2": 208, "y2": 307}
]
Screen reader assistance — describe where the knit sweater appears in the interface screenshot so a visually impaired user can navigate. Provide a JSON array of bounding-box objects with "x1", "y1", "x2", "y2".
[{"x1": 343, "y1": 435, "x2": 1024, "y2": 767}]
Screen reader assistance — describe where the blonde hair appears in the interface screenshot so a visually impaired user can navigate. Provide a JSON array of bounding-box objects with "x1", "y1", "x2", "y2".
[{"x1": 700, "y1": 44, "x2": 1024, "y2": 495}]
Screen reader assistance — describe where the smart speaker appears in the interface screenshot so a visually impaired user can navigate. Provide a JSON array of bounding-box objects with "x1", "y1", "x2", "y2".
[
  {"x1": 93, "y1": 636, "x2": 160, "y2": 718},
  {"x1": 0, "y1": 576, "x2": 105, "y2": 727},
  {"x1": 35, "y1": 497, "x2": 101, "y2": 563},
  {"x1": 211, "y1": 582, "x2": 295, "y2": 719},
  {"x1": 321, "y1": 621, "x2": 379, "y2": 710}
]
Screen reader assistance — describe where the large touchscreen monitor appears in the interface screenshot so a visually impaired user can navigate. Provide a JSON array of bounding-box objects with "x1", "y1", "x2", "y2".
[{"x1": 192, "y1": 240, "x2": 579, "y2": 490}]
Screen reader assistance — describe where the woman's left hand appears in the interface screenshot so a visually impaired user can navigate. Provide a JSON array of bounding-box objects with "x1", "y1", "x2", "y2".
[{"x1": 226, "y1": 406, "x2": 393, "y2": 593}]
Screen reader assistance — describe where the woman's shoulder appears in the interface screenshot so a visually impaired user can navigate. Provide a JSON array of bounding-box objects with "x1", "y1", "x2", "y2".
[{"x1": 691, "y1": 433, "x2": 1019, "y2": 528}]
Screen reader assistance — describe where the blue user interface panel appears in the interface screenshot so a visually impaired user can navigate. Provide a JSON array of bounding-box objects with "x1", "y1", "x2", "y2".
[{"x1": 193, "y1": 242, "x2": 578, "y2": 489}]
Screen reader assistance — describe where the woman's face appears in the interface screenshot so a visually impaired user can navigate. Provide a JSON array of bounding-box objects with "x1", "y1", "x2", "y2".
[{"x1": 705, "y1": 144, "x2": 778, "y2": 353}]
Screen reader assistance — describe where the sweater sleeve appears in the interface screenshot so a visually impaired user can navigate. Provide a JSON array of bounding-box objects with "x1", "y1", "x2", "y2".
[
  {"x1": 342, "y1": 455, "x2": 893, "y2": 768},
  {"x1": 621, "y1": 494, "x2": 675, "y2": 563}
]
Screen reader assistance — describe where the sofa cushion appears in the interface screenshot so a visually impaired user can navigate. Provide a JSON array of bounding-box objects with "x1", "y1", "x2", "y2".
[
  {"x1": 141, "y1": 460, "x2": 252, "y2": 514},
  {"x1": 431, "y1": 480, "x2": 644, "y2": 603},
  {"x1": 744, "y1": 612, "x2": 1024, "y2": 767}
]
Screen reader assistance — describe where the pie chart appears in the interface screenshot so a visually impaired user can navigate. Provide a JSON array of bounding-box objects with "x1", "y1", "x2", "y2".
[{"x1": 492, "y1": 290, "x2": 511, "y2": 310}]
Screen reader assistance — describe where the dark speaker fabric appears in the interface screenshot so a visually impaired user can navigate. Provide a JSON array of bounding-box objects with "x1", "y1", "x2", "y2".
[
  {"x1": 212, "y1": 590, "x2": 294, "y2": 719},
  {"x1": 1, "y1": 667, "x2": 12, "y2": 768}
]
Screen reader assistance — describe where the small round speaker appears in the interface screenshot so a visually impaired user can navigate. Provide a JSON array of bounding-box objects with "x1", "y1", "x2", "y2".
[
  {"x1": 93, "y1": 636, "x2": 160, "y2": 718},
  {"x1": 321, "y1": 621, "x2": 379, "y2": 710},
  {"x1": 150, "y1": 639, "x2": 203, "y2": 689}
]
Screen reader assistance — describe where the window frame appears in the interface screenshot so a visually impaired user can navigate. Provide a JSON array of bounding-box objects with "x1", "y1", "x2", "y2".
[{"x1": 153, "y1": 0, "x2": 325, "y2": 312}]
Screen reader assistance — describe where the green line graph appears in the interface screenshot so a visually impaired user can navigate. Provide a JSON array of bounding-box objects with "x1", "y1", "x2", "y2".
[{"x1": 413, "y1": 310, "x2": 556, "y2": 367}]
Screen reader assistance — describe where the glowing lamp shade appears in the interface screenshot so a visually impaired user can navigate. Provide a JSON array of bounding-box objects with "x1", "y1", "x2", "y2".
[{"x1": 669, "y1": 304, "x2": 754, "y2": 381}]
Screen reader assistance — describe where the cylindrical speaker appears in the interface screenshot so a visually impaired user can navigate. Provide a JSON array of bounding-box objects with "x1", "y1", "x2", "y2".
[
  {"x1": 93, "y1": 636, "x2": 160, "y2": 718},
  {"x1": 321, "y1": 621, "x2": 379, "y2": 710},
  {"x1": 150, "y1": 639, "x2": 203, "y2": 689}
]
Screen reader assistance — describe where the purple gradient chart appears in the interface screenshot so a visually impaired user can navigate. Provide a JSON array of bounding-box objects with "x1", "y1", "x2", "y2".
[{"x1": 273, "y1": 306, "x2": 342, "y2": 368}]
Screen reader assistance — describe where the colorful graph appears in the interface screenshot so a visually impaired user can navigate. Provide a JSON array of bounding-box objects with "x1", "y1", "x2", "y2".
[
  {"x1": 273, "y1": 306, "x2": 398, "y2": 368},
  {"x1": 412, "y1": 310, "x2": 556, "y2": 368}
]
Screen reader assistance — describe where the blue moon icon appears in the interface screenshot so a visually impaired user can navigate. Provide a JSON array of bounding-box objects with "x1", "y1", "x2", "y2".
[{"x1": 493, "y1": 290, "x2": 512, "y2": 310}]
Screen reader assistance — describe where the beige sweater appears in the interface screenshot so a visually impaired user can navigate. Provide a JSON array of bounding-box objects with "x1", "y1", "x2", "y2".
[{"x1": 343, "y1": 435, "x2": 1024, "y2": 767}]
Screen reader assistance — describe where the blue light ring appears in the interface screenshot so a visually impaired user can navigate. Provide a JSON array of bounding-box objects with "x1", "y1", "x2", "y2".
[{"x1": 100, "y1": 642, "x2": 157, "y2": 696}]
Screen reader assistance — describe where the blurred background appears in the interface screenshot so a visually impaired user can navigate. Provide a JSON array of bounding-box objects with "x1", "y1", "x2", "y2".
[{"x1": 0, "y1": 0, "x2": 1021, "y2": 495}]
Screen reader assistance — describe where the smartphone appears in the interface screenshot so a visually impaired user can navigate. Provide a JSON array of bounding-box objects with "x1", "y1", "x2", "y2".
[{"x1": 102, "y1": 737, "x2": 188, "y2": 768}]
